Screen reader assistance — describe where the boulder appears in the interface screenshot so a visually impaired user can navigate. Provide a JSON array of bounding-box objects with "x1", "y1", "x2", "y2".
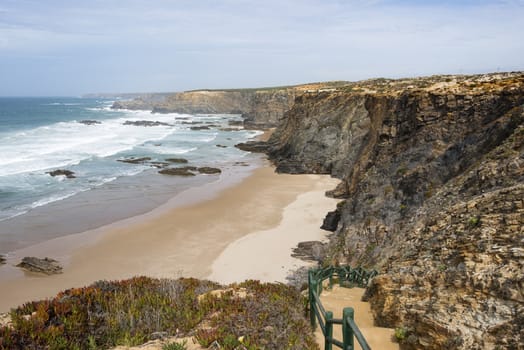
[
  {"x1": 16, "y1": 257, "x2": 63, "y2": 275},
  {"x1": 216, "y1": 144, "x2": 228, "y2": 148},
  {"x1": 78, "y1": 120, "x2": 101, "y2": 125},
  {"x1": 228, "y1": 120, "x2": 244, "y2": 126},
  {"x1": 190, "y1": 126, "x2": 211, "y2": 130},
  {"x1": 123, "y1": 120, "x2": 171, "y2": 127},
  {"x1": 46, "y1": 169, "x2": 76, "y2": 178},
  {"x1": 291, "y1": 241, "x2": 325, "y2": 262},
  {"x1": 235, "y1": 141, "x2": 269, "y2": 153},
  {"x1": 158, "y1": 167, "x2": 196, "y2": 176},
  {"x1": 320, "y1": 210, "x2": 340, "y2": 231},
  {"x1": 197, "y1": 167, "x2": 222, "y2": 175},
  {"x1": 117, "y1": 157, "x2": 151, "y2": 164},
  {"x1": 165, "y1": 158, "x2": 188, "y2": 163}
]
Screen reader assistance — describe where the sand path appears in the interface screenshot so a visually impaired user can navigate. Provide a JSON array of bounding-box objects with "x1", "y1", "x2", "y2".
[{"x1": 315, "y1": 285, "x2": 399, "y2": 350}]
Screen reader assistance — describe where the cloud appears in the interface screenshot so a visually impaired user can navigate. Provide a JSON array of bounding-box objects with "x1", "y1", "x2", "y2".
[{"x1": 0, "y1": 0, "x2": 522, "y2": 95}]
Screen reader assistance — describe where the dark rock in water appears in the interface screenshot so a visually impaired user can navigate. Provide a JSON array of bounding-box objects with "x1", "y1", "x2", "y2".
[
  {"x1": 320, "y1": 210, "x2": 340, "y2": 231},
  {"x1": 216, "y1": 144, "x2": 228, "y2": 148},
  {"x1": 123, "y1": 120, "x2": 171, "y2": 127},
  {"x1": 234, "y1": 161, "x2": 250, "y2": 167},
  {"x1": 17, "y1": 257, "x2": 63, "y2": 275},
  {"x1": 228, "y1": 120, "x2": 244, "y2": 126},
  {"x1": 47, "y1": 169, "x2": 76, "y2": 178},
  {"x1": 190, "y1": 125, "x2": 211, "y2": 130},
  {"x1": 149, "y1": 161, "x2": 170, "y2": 169},
  {"x1": 0, "y1": 255, "x2": 5, "y2": 265},
  {"x1": 158, "y1": 167, "x2": 196, "y2": 176},
  {"x1": 78, "y1": 120, "x2": 101, "y2": 125},
  {"x1": 197, "y1": 167, "x2": 221, "y2": 175},
  {"x1": 291, "y1": 241, "x2": 325, "y2": 262},
  {"x1": 165, "y1": 158, "x2": 188, "y2": 163},
  {"x1": 117, "y1": 157, "x2": 151, "y2": 164},
  {"x1": 235, "y1": 141, "x2": 269, "y2": 153},
  {"x1": 219, "y1": 127, "x2": 241, "y2": 132}
]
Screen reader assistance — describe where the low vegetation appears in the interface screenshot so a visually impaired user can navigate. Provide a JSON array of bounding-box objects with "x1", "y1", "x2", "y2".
[{"x1": 0, "y1": 277, "x2": 318, "y2": 350}]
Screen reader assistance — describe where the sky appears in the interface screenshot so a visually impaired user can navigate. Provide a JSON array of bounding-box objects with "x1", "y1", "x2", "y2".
[{"x1": 0, "y1": 0, "x2": 523, "y2": 96}]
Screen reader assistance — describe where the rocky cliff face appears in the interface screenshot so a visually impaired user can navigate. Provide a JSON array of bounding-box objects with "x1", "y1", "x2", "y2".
[
  {"x1": 111, "y1": 89, "x2": 296, "y2": 129},
  {"x1": 266, "y1": 72, "x2": 524, "y2": 349}
]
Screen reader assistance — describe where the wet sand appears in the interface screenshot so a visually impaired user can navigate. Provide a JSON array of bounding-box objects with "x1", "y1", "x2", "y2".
[{"x1": 0, "y1": 163, "x2": 339, "y2": 312}]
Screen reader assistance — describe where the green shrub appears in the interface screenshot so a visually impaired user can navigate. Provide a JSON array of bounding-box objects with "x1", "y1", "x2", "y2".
[
  {"x1": 394, "y1": 327, "x2": 409, "y2": 342},
  {"x1": 162, "y1": 339, "x2": 187, "y2": 350}
]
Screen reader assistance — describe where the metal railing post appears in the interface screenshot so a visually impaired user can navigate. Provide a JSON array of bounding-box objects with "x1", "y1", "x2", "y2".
[
  {"x1": 343, "y1": 307, "x2": 355, "y2": 350},
  {"x1": 325, "y1": 311, "x2": 333, "y2": 350},
  {"x1": 308, "y1": 269, "x2": 316, "y2": 329}
]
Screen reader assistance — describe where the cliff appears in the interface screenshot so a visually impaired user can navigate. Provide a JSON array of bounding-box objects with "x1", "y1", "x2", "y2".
[
  {"x1": 111, "y1": 88, "x2": 298, "y2": 128},
  {"x1": 266, "y1": 72, "x2": 524, "y2": 349},
  {"x1": 110, "y1": 82, "x2": 350, "y2": 128}
]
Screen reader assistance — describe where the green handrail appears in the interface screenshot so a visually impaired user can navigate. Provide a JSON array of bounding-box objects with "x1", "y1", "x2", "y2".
[{"x1": 308, "y1": 265, "x2": 377, "y2": 350}]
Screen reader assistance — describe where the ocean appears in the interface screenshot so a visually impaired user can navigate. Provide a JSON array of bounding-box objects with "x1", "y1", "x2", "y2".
[{"x1": 0, "y1": 97, "x2": 262, "y2": 253}]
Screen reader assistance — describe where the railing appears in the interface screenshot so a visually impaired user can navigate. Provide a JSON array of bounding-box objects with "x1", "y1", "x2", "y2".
[{"x1": 308, "y1": 266, "x2": 378, "y2": 350}]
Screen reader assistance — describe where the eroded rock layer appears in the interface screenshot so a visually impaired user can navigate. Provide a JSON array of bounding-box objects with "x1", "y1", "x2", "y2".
[{"x1": 266, "y1": 72, "x2": 524, "y2": 349}]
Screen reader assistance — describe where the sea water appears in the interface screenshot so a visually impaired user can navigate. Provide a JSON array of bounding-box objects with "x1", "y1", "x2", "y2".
[{"x1": 0, "y1": 97, "x2": 262, "y2": 253}]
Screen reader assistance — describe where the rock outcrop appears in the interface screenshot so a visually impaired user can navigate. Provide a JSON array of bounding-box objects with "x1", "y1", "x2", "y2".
[
  {"x1": 46, "y1": 169, "x2": 76, "y2": 179},
  {"x1": 16, "y1": 257, "x2": 63, "y2": 275},
  {"x1": 111, "y1": 88, "x2": 296, "y2": 129},
  {"x1": 264, "y1": 72, "x2": 524, "y2": 349}
]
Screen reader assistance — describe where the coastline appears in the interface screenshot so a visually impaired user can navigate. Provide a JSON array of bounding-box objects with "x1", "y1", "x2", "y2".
[{"x1": 0, "y1": 160, "x2": 339, "y2": 313}]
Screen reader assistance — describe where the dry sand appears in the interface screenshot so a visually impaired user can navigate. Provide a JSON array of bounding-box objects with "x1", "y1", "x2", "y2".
[{"x1": 0, "y1": 164, "x2": 339, "y2": 312}]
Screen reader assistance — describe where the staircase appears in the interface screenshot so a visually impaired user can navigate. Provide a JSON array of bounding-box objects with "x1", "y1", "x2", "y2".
[{"x1": 314, "y1": 285, "x2": 398, "y2": 350}]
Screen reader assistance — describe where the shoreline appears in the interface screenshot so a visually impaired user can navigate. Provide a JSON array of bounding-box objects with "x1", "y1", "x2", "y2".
[{"x1": 0, "y1": 160, "x2": 339, "y2": 313}]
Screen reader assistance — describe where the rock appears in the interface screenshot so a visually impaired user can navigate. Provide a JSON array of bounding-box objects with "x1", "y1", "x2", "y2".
[
  {"x1": 219, "y1": 127, "x2": 242, "y2": 132},
  {"x1": 78, "y1": 120, "x2": 101, "y2": 125},
  {"x1": 320, "y1": 210, "x2": 340, "y2": 231},
  {"x1": 216, "y1": 144, "x2": 228, "y2": 148},
  {"x1": 291, "y1": 241, "x2": 326, "y2": 262},
  {"x1": 0, "y1": 255, "x2": 5, "y2": 265},
  {"x1": 228, "y1": 120, "x2": 244, "y2": 126},
  {"x1": 123, "y1": 120, "x2": 171, "y2": 127},
  {"x1": 197, "y1": 167, "x2": 221, "y2": 175},
  {"x1": 149, "y1": 161, "x2": 170, "y2": 168},
  {"x1": 165, "y1": 158, "x2": 188, "y2": 163},
  {"x1": 16, "y1": 257, "x2": 63, "y2": 275},
  {"x1": 190, "y1": 126, "x2": 211, "y2": 130},
  {"x1": 117, "y1": 157, "x2": 151, "y2": 164},
  {"x1": 149, "y1": 331, "x2": 168, "y2": 340},
  {"x1": 235, "y1": 141, "x2": 269, "y2": 153},
  {"x1": 234, "y1": 161, "x2": 250, "y2": 166},
  {"x1": 158, "y1": 167, "x2": 196, "y2": 176},
  {"x1": 46, "y1": 169, "x2": 76, "y2": 178}
]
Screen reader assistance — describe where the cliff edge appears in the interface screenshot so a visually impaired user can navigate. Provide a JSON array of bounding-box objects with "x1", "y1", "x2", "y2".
[{"x1": 266, "y1": 72, "x2": 524, "y2": 349}]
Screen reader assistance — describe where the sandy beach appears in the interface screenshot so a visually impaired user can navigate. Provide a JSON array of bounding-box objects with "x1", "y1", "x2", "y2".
[{"x1": 0, "y1": 163, "x2": 339, "y2": 313}]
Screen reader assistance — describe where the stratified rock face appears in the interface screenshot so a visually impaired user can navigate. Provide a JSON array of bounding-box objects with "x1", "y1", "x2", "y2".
[
  {"x1": 112, "y1": 89, "x2": 296, "y2": 129},
  {"x1": 267, "y1": 72, "x2": 524, "y2": 349}
]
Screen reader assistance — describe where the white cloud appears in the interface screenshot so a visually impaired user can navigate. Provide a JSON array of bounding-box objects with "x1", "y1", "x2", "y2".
[{"x1": 0, "y1": 0, "x2": 522, "y2": 95}]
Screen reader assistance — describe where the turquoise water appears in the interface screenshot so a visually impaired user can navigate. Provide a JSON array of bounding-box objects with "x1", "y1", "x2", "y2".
[{"x1": 0, "y1": 97, "x2": 260, "y2": 243}]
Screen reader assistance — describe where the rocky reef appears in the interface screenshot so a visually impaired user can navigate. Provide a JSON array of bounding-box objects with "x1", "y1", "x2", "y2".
[{"x1": 263, "y1": 72, "x2": 524, "y2": 349}]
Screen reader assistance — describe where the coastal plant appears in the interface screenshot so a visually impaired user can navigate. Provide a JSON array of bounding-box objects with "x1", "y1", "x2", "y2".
[
  {"x1": 162, "y1": 339, "x2": 187, "y2": 350},
  {"x1": 0, "y1": 277, "x2": 318, "y2": 350},
  {"x1": 393, "y1": 326, "x2": 409, "y2": 343}
]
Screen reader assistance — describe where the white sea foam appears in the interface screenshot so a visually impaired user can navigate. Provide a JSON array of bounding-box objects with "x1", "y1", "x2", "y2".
[
  {"x1": 0, "y1": 107, "x2": 260, "y2": 225},
  {"x1": 0, "y1": 112, "x2": 177, "y2": 176}
]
